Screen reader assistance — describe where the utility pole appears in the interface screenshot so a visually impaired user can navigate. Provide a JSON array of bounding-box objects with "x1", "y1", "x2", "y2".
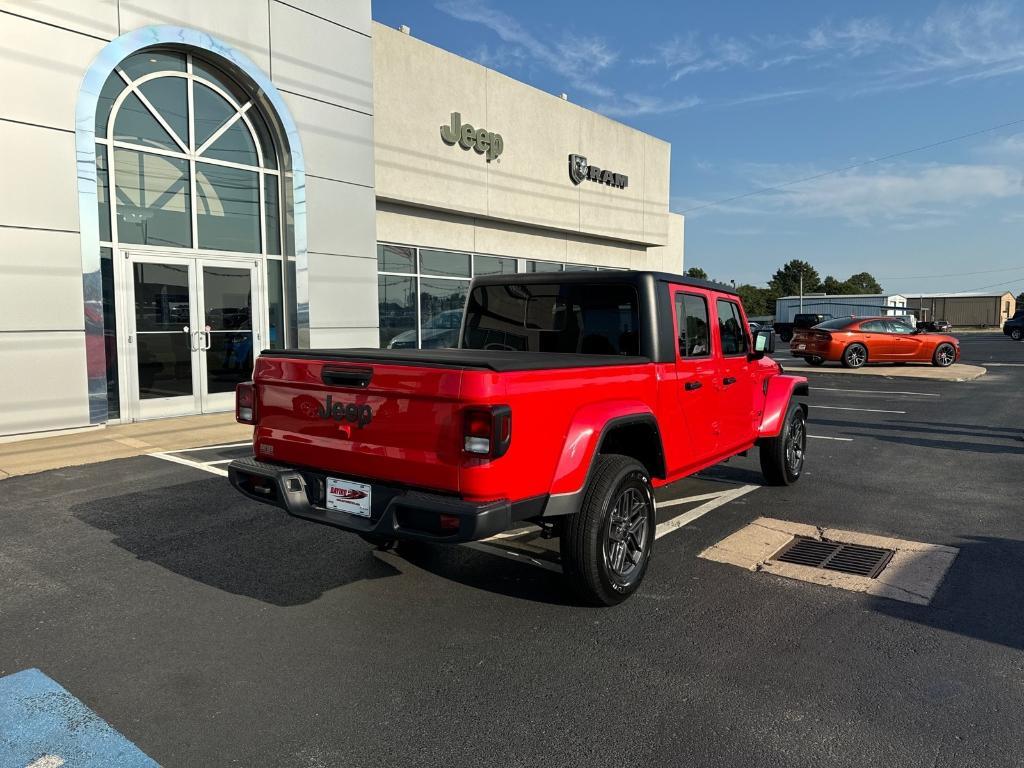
[{"x1": 799, "y1": 272, "x2": 804, "y2": 312}]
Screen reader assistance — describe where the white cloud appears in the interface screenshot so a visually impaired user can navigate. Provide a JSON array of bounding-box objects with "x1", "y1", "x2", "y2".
[
  {"x1": 436, "y1": 0, "x2": 617, "y2": 97},
  {"x1": 595, "y1": 93, "x2": 701, "y2": 118}
]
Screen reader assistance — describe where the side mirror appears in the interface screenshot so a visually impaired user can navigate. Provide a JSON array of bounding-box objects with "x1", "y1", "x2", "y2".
[{"x1": 752, "y1": 328, "x2": 775, "y2": 356}]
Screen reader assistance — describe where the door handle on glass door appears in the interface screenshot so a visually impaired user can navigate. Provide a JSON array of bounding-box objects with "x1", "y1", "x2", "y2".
[{"x1": 202, "y1": 330, "x2": 212, "y2": 351}]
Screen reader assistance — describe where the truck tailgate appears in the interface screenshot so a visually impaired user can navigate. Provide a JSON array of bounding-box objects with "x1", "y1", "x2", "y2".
[{"x1": 252, "y1": 355, "x2": 467, "y2": 493}]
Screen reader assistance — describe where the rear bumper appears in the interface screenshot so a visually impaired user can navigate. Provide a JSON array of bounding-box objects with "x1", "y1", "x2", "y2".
[{"x1": 227, "y1": 457, "x2": 516, "y2": 543}]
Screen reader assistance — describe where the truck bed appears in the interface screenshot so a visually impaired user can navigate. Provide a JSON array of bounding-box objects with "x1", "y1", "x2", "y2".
[{"x1": 259, "y1": 347, "x2": 651, "y2": 372}]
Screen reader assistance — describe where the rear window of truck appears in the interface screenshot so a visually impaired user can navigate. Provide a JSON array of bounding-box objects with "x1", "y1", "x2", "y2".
[{"x1": 462, "y1": 283, "x2": 640, "y2": 355}]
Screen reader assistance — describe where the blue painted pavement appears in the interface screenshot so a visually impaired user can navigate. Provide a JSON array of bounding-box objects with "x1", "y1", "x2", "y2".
[{"x1": 0, "y1": 669, "x2": 158, "y2": 767}]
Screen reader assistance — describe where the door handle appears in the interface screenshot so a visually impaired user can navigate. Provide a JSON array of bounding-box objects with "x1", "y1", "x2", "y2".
[
  {"x1": 202, "y1": 330, "x2": 212, "y2": 351},
  {"x1": 723, "y1": 377, "x2": 737, "y2": 386},
  {"x1": 684, "y1": 381, "x2": 702, "y2": 391}
]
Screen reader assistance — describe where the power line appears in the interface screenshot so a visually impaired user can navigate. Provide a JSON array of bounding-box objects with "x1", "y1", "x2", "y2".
[{"x1": 679, "y1": 115, "x2": 1024, "y2": 214}]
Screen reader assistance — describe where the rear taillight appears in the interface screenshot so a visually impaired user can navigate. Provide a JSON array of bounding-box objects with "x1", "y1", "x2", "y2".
[
  {"x1": 236, "y1": 381, "x2": 256, "y2": 424},
  {"x1": 463, "y1": 405, "x2": 512, "y2": 459},
  {"x1": 814, "y1": 331, "x2": 833, "y2": 341}
]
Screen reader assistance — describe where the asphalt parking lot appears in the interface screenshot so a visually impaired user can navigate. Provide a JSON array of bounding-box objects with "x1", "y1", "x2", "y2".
[{"x1": 1, "y1": 333, "x2": 1022, "y2": 767}]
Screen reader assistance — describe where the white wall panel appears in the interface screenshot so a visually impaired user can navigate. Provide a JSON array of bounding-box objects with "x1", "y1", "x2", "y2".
[
  {"x1": 305, "y1": 176, "x2": 375, "y2": 257},
  {"x1": 118, "y1": 0, "x2": 271, "y2": 75},
  {"x1": 308, "y1": 326, "x2": 378, "y2": 348},
  {"x1": 277, "y1": 0, "x2": 371, "y2": 36},
  {"x1": 281, "y1": 90, "x2": 374, "y2": 187},
  {"x1": 0, "y1": 13, "x2": 105, "y2": 130},
  {"x1": 0, "y1": 122, "x2": 78, "y2": 231},
  {"x1": 0, "y1": 0, "x2": 118, "y2": 39},
  {"x1": 0, "y1": 227, "x2": 84, "y2": 331},
  {"x1": 307, "y1": 252, "x2": 378, "y2": 331},
  {"x1": 270, "y1": 2, "x2": 373, "y2": 114},
  {"x1": 0, "y1": 331, "x2": 89, "y2": 436}
]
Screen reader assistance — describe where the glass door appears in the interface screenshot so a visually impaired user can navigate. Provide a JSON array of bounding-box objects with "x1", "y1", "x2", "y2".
[
  {"x1": 126, "y1": 253, "x2": 261, "y2": 420},
  {"x1": 128, "y1": 255, "x2": 201, "y2": 419},
  {"x1": 196, "y1": 259, "x2": 260, "y2": 413}
]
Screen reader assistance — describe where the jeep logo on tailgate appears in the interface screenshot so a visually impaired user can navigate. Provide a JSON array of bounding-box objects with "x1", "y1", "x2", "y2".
[{"x1": 316, "y1": 395, "x2": 373, "y2": 428}]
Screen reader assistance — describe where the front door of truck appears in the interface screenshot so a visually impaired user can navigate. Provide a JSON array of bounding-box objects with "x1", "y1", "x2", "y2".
[
  {"x1": 714, "y1": 296, "x2": 758, "y2": 453},
  {"x1": 672, "y1": 288, "x2": 720, "y2": 467}
]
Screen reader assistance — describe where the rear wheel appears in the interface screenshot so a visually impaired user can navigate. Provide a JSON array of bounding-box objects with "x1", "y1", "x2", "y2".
[
  {"x1": 560, "y1": 454, "x2": 655, "y2": 606},
  {"x1": 932, "y1": 343, "x2": 956, "y2": 367},
  {"x1": 760, "y1": 401, "x2": 806, "y2": 486},
  {"x1": 1011, "y1": 328, "x2": 1023, "y2": 341},
  {"x1": 780, "y1": 331, "x2": 793, "y2": 343},
  {"x1": 842, "y1": 343, "x2": 868, "y2": 369},
  {"x1": 807, "y1": 356, "x2": 825, "y2": 366}
]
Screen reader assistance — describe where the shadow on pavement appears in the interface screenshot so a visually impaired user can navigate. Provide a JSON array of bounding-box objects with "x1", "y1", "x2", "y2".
[
  {"x1": 870, "y1": 536, "x2": 1024, "y2": 651},
  {"x1": 74, "y1": 476, "x2": 399, "y2": 606},
  {"x1": 812, "y1": 417, "x2": 1024, "y2": 454}
]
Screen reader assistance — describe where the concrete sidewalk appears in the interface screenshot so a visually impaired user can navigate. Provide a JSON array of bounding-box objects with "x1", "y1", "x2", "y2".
[
  {"x1": 0, "y1": 413, "x2": 251, "y2": 479},
  {"x1": 783, "y1": 359, "x2": 986, "y2": 381}
]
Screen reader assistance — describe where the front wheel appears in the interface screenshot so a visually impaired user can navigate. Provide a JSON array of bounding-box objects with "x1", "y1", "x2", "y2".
[
  {"x1": 760, "y1": 402, "x2": 807, "y2": 486},
  {"x1": 560, "y1": 454, "x2": 655, "y2": 606},
  {"x1": 1011, "y1": 328, "x2": 1023, "y2": 341},
  {"x1": 932, "y1": 343, "x2": 956, "y2": 367}
]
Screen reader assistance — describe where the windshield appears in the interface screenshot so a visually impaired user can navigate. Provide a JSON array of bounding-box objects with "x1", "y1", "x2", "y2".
[{"x1": 461, "y1": 282, "x2": 640, "y2": 355}]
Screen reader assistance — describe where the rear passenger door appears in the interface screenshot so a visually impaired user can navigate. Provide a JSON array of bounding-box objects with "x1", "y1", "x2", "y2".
[
  {"x1": 859, "y1": 320, "x2": 893, "y2": 359},
  {"x1": 714, "y1": 297, "x2": 759, "y2": 453},
  {"x1": 672, "y1": 287, "x2": 720, "y2": 465}
]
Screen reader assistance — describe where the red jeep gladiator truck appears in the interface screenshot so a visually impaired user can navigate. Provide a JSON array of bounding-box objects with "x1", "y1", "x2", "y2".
[{"x1": 228, "y1": 271, "x2": 809, "y2": 605}]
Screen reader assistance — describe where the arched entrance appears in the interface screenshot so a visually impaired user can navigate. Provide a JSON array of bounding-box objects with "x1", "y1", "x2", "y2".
[{"x1": 76, "y1": 28, "x2": 307, "y2": 423}]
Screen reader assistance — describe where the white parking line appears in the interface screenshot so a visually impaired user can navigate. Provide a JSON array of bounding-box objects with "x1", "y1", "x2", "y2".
[
  {"x1": 655, "y1": 484, "x2": 759, "y2": 540},
  {"x1": 812, "y1": 387, "x2": 940, "y2": 397},
  {"x1": 808, "y1": 435, "x2": 853, "y2": 441},
  {"x1": 164, "y1": 442, "x2": 251, "y2": 454},
  {"x1": 809, "y1": 405, "x2": 906, "y2": 414},
  {"x1": 655, "y1": 490, "x2": 735, "y2": 509},
  {"x1": 149, "y1": 452, "x2": 228, "y2": 477},
  {"x1": 984, "y1": 362, "x2": 1024, "y2": 367}
]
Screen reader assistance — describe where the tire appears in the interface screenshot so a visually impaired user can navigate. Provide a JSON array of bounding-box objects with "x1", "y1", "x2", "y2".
[
  {"x1": 780, "y1": 331, "x2": 793, "y2": 343},
  {"x1": 932, "y1": 342, "x2": 956, "y2": 367},
  {"x1": 760, "y1": 401, "x2": 807, "y2": 486},
  {"x1": 807, "y1": 356, "x2": 825, "y2": 366},
  {"x1": 560, "y1": 454, "x2": 655, "y2": 606},
  {"x1": 1011, "y1": 328, "x2": 1023, "y2": 341},
  {"x1": 841, "y1": 343, "x2": 868, "y2": 369}
]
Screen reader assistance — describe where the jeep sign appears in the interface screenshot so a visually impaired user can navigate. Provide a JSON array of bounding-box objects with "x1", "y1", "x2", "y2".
[
  {"x1": 569, "y1": 154, "x2": 628, "y2": 189},
  {"x1": 440, "y1": 112, "x2": 504, "y2": 162}
]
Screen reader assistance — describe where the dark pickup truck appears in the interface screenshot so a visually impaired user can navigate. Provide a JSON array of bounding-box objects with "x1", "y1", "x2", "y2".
[
  {"x1": 228, "y1": 271, "x2": 809, "y2": 604},
  {"x1": 774, "y1": 313, "x2": 833, "y2": 343}
]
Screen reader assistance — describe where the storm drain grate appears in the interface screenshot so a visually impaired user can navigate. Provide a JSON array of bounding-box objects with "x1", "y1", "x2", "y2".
[{"x1": 771, "y1": 536, "x2": 894, "y2": 578}]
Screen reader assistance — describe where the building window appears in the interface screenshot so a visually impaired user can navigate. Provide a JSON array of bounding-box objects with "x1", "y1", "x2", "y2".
[
  {"x1": 377, "y1": 245, "x2": 609, "y2": 348},
  {"x1": 92, "y1": 48, "x2": 297, "y2": 410}
]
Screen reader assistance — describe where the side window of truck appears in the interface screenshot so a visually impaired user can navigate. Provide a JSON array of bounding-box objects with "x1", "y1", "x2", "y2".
[
  {"x1": 716, "y1": 299, "x2": 748, "y2": 356},
  {"x1": 675, "y1": 292, "x2": 711, "y2": 358}
]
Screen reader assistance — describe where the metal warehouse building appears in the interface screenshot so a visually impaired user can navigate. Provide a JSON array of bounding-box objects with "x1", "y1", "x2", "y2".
[
  {"x1": 0, "y1": 2, "x2": 683, "y2": 439},
  {"x1": 905, "y1": 292, "x2": 1016, "y2": 328}
]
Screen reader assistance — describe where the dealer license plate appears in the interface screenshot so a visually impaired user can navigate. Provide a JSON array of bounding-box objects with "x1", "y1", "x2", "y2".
[{"x1": 325, "y1": 477, "x2": 371, "y2": 517}]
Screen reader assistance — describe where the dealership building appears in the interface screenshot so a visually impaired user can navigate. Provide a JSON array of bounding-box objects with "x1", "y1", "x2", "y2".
[{"x1": 0, "y1": 2, "x2": 683, "y2": 439}]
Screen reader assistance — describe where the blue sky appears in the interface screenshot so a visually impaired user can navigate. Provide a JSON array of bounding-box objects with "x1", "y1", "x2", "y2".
[{"x1": 373, "y1": 0, "x2": 1024, "y2": 296}]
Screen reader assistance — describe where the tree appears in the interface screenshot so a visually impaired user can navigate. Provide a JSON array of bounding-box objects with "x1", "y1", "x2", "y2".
[
  {"x1": 1016, "y1": 291, "x2": 1024, "y2": 307},
  {"x1": 844, "y1": 272, "x2": 884, "y2": 294},
  {"x1": 736, "y1": 284, "x2": 773, "y2": 316},
  {"x1": 769, "y1": 260, "x2": 821, "y2": 297},
  {"x1": 822, "y1": 276, "x2": 846, "y2": 295},
  {"x1": 685, "y1": 266, "x2": 708, "y2": 280}
]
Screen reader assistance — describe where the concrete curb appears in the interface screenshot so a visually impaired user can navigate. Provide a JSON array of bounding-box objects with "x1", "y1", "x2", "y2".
[{"x1": 782, "y1": 359, "x2": 986, "y2": 382}]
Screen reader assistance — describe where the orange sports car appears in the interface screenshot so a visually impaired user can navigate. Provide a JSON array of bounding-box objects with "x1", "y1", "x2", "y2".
[{"x1": 789, "y1": 316, "x2": 959, "y2": 368}]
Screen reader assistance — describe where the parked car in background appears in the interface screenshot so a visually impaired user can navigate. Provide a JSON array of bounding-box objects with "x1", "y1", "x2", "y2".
[
  {"x1": 386, "y1": 309, "x2": 464, "y2": 349},
  {"x1": 917, "y1": 319, "x2": 952, "y2": 333},
  {"x1": 1004, "y1": 309, "x2": 1024, "y2": 341},
  {"x1": 774, "y1": 313, "x2": 832, "y2": 343},
  {"x1": 790, "y1": 316, "x2": 959, "y2": 368},
  {"x1": 748, "y1": 321, "x2": 762, "y2": 334}
]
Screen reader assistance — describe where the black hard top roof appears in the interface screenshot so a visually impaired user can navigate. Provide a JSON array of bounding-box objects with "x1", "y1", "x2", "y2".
[{"x1": 469, "y1": 269, "x2": 739, "y2": 297}]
